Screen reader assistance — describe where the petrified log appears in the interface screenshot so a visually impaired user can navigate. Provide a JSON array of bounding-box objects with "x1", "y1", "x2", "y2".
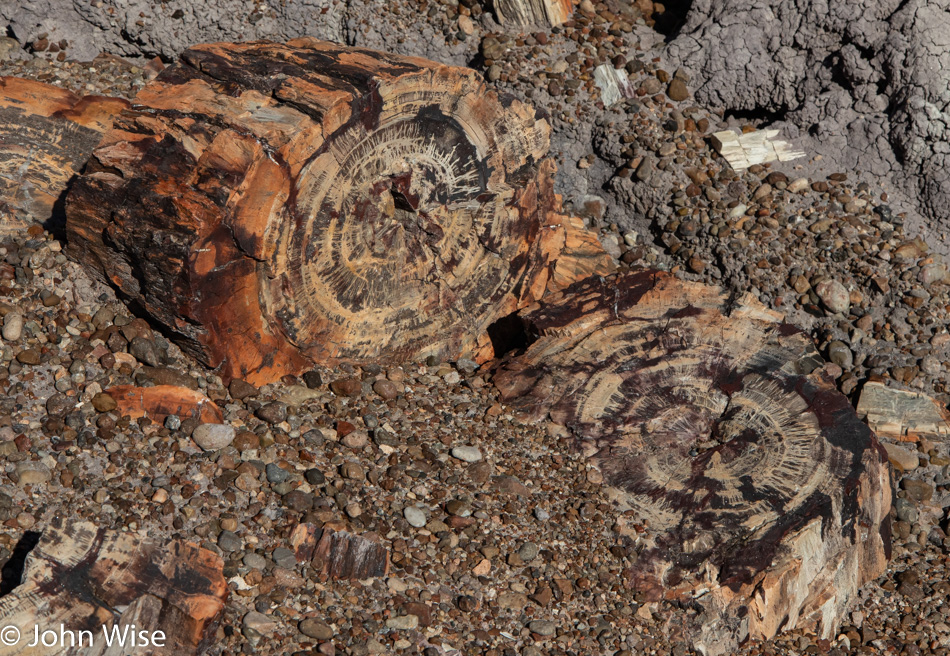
[
  {"x1": 493, "y1": 0, "x2": 572, "y2": 27},
  {"x1": 66, "y1": 39, "x2": 612, "y2": 385},
  {"x1": 0, "y1": 516, "x2": 227, "y2": 655},
  {"x1": 494, "y1": 271, "x2": 891, "y2": 655},
  {"x1": 106, "y1": 384, "x2": 224, "y2": 425},
  {"x1": 0, "y1": 77, "x2": 128, "y2": 233}
]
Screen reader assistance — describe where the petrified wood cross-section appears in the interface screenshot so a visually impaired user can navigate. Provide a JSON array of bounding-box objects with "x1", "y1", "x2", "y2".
[
  {"x1": 494, "y1": 271, "x2": 891, "y2": 655},
  {"x1": 66, "y1": 39, "x2": 612, "y2": 385},
  {"x1": 0, "y1": 517, "x2": 227, "y2": 655},
  {"x1": 0, "y1": 77, "x2": 128, "y2": 232}
]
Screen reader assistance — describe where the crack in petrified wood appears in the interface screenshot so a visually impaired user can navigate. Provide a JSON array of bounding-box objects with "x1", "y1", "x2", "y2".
[
  {"x1": 65, "y1": 39, "x2": 612, "y2": 384},
  {"x1": 494, "y1": 271, "x2": 891, "y2": 654}
]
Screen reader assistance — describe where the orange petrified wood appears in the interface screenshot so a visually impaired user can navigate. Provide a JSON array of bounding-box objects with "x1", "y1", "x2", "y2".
[
  {"x1": 66, "y1": 39, "x2": 611, "y2": 385},
  {"x1": 106, "y1": 384, "x2": 224, "y2": 425},
  {"x1": 0, "y1": 77, "x2": 128, "y2": 232}
]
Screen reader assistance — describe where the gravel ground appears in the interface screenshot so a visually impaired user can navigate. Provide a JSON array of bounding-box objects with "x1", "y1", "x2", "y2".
[{"x1": 2, "y1": 9, "x2": 950, "y2": 655}]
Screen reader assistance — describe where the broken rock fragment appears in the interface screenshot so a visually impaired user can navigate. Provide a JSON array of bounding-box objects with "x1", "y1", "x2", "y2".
[
  {"x1": 856, "y1": 381, "x2": 950, "y2": 442},
  {"x1": 593, "y1": 64, "x2": 636, "y2": 107},
  {"x1": 0, "y1": 517, "x2": 227, "y2": 656},
  {"x1": 290, "y1": 523, "x2": 389, "y2": 581},
  {"x1": 711, "y1": 128, "x2": 806, "y2": 170}
]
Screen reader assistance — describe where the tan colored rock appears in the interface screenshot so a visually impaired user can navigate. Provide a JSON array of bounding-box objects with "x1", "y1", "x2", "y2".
[
  {"x1": 856, "y1": 381, "x2": 950, "y2": 442},
  {"x1": 493, "y1": 0, "x2": 572, "y2": 27}
]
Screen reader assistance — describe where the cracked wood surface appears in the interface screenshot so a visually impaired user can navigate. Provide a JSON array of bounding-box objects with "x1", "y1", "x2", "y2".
[
  {"x1": 492, "y1": 0, "x2": 572, "y2": 27},
  {"x1": 66, "y1": 39, "x2": 612, "y2": 385},
  {"x1": 0, "y1": 516, "x2": 227, "y2": 655},
  {"x1": 494, "y1": 270, "x2": 891, "y2": 655},
  {"x1": 0, "y1": 77, "x2": 128, "y2": 233}
]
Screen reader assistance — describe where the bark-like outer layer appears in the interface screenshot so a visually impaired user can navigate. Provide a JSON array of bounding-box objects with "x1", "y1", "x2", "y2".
[
  {"x1": 495, "y1": 270, "x2": 891, "y2": 655},
  {"x1": 66, "y1": 39, "x2": 612, "y2": 384},
  {"x1": 0, "y1": 77, "x2": 128, "y2": 232},
  {"x1": 0, "y1": 516, "x2": 227, "y2": 656}
]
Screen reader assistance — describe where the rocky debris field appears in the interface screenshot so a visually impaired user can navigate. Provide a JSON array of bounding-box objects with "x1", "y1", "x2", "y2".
[{"x1": 3, "y1": 1, "x2": 950, "y2": 654}]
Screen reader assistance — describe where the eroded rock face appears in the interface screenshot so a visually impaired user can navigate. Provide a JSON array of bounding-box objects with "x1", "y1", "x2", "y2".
[
  {"x1": 1, "y1": 0, "x2": 347, "y2": 62},
  {"x1": 666, "y1": 0, "x2": 950, "y2": 252},
  {"x1": 495, "y1": 271, "x2": 892, "y2": 655}
]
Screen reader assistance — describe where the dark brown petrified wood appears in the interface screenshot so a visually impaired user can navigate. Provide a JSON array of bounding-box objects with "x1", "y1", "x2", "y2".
[
  {"x1": 65, "y1": 39, "x2": 613, "y2": 385},
  {"x1": 0, "y1": 77, "x2": 129, "y2": 233},
  {"x1": 0, "y1": 516, "x2": 227, "y2": 655},
  {"x1": 289, "y1": 523, "x2": 389, "y2": 581},
  {"x1": 494, "y1": 270, "x2": 891, "y2": 655}
]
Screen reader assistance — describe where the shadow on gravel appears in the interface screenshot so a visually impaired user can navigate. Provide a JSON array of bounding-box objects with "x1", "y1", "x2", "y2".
[{"x1": 0, "y1": 531, "x2": 41, "y2": 597}]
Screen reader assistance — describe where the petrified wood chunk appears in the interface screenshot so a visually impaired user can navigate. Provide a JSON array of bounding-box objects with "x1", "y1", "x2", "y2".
[
  {"x1": 105, "y1": 384, "x2": 224, "y2": 425},
  {"x1": 494, "y1": 271, "x2": 891, "y2": 655},
  {"x1": 290, "y1": 523, "x2": 389, "y2": 581},
  {"x1": 0, "y1": 516, "x2": 227, "y2": 655},
  {"x1": 66, "y1": 39, "x2": 611, "y2": 385},
  {"x1": 856, "y1": 380, "x2": 950, "y2": 443},
  {"x1": 711, "y1": 129, "x2": 806, "y2": 171},
  {"x1": 493, "y1": 0, "x2": 572, "y2": 27},
  {"x1": 0, "y1": 77, "x2": 128, "y2": 233}
]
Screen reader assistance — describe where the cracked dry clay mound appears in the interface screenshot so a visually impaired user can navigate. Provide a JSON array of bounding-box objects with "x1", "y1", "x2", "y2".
[
  {"x1": 665, "y1": 0, "x2": 950, "y2": 252},
  {"x1": 1, "y1": 0, "x2": 347, "y2": 62},
  {"x1": 494, "y1": 271, "x2": 892, "y2": 655},
  {"x1": 66, "y1": 39, "x2": 612, "y2": 385}
]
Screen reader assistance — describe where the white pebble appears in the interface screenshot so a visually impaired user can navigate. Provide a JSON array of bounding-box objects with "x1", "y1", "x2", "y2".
[
  {"x1": 451, "y1": 445, "x2": 483, "y2": 463},
  {"x1": 2, "y1": 312, "x2": 23, "y2": 341},
  {"x1": 403, "y1": 506, "x2": 426, "y2": 528},
  {"x1": 192, "y1": 423, "x2": 236, "y2": 451}
]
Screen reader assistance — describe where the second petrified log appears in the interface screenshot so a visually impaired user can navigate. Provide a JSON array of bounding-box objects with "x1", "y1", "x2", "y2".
[
  {"x1": 66, "y1": 39, "x2": 612, "y2": 385},
  {"x1": 494, "y1": 271, "x2": 891, "y2": 655}
]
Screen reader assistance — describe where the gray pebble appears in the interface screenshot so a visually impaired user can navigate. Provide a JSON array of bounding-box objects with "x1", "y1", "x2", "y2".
[
  {"x1": 266, "y1": 463, "x2": 291, "y2": 484},
  {"x1": 272, "y1": 547, "x2": 297, "y2": 569},
  {"x1": 404, "y1": 506, "x2": 426, "y2": 528},
  {"x1": 218, "y1": 530, "x2": 243, "y2": 552},
  {"x1": 528, "y1": 619, "x2": 557, "y2": 636}
]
